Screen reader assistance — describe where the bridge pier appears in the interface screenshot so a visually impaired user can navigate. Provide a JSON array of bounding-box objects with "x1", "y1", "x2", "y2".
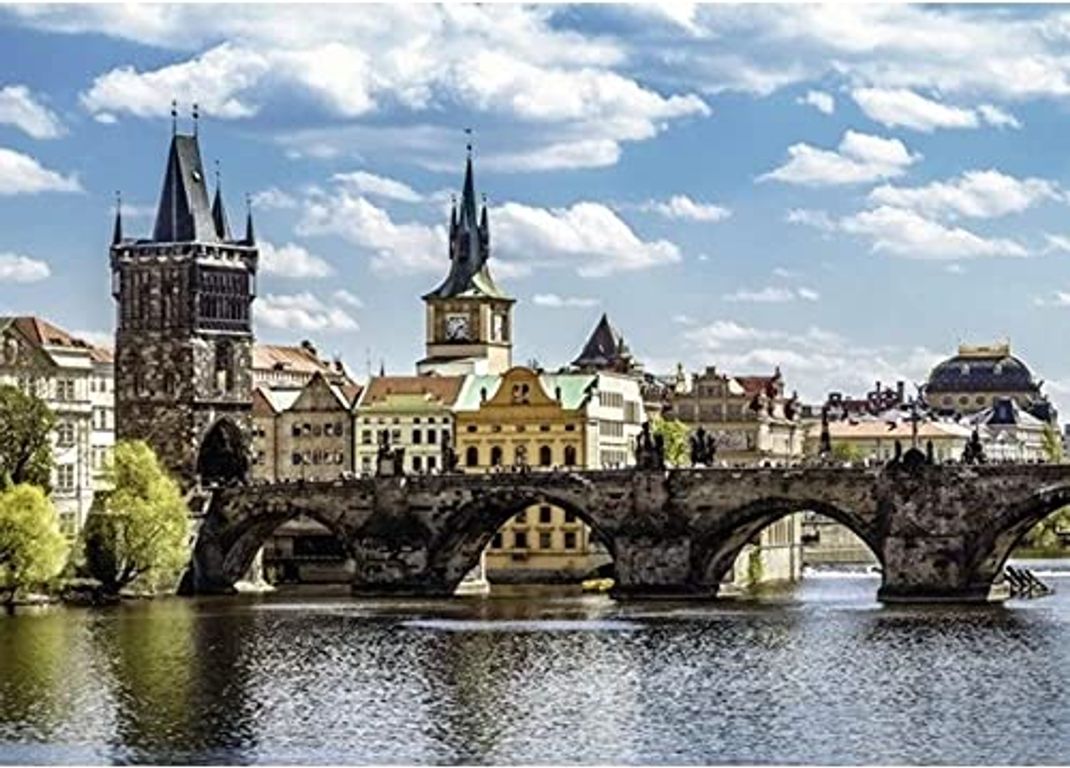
[
  {"x1": 875, "y1": 534, "x2": 1010, "y2": 604},
  {"x1": 609, "y1": 536, "x2": 714, "y2": 600}
]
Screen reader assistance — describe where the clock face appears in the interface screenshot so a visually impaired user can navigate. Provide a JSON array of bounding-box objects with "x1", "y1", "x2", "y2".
[{"x1": 445, "y1": 314, "x2": 470, "y2": 341}]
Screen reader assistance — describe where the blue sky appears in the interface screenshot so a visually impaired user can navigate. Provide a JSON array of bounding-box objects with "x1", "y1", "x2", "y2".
[{"x1": 3, "y1": 4, "x2": 1070, "y2": 412}]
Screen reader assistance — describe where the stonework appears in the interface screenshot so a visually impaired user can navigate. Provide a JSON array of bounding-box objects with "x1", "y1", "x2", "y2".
[{"x1": 183, "y1": 463, "x2": 1070, "y2": 603}]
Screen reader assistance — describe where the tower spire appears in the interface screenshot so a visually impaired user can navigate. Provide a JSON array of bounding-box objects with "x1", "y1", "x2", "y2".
[
  {"x1": 170, "y1": 99, "x2": 177, "y2": 136},
  {"x1": 211, "y1": 159, "x2": 231, "y2": 240},
  {"x1": 243, "y1": 193, "x2": 256, "y2": 246},
  {"x1": 112, "y1": 190, "x2": 123, "y2": 245}
]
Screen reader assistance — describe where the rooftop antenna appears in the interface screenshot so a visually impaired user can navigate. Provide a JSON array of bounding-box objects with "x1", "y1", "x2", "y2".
[
  {"x1": 192, "y1": 102, "x2": 199, "y2": 136},
  {"x1": 170, "y1": 99, "x2": 177, "y2": 136}
]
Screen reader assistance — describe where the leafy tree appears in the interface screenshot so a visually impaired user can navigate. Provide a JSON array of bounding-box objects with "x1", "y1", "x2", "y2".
[
  {"x1": 651, "y1": 417, "x2": 690, "y2": 467},
  {"x1": 0, "y1": 384, "x2": 55, "y2": 490},
  {"x1": 0, "y1": 483, "x2": 69, "y2": 608},
  {"x1": 83, "y1": 441, "x2": 190, "y2": 595},
  {"x1": 1042, "y1": 424, "x2": 1064, "y2": 464},
  {"x1": 830, "y1": 441, "x2": 868, "y2": 464}
]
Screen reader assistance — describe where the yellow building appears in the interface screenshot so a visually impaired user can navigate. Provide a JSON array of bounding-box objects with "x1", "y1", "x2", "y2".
[{"x1": 455, "y1": 366, "x2": 608, "y2": 583}]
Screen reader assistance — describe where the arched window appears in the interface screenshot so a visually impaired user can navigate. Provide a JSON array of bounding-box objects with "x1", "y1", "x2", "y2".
[
  {"x1": 515, "y1": 445, "x2": 528, "y2": 466},
  {"x1": 466, "y1": 446, "x2": 479, "y2": 467},
  {"x1": 564, "y1": 445, "x2": 577, "y2": 467},
  {"x1": 490, "y1": 446, "x2": 503, "y2": 466},
  {"x1": 539, "y1": 445, "x2": 552, "y2": 467}
]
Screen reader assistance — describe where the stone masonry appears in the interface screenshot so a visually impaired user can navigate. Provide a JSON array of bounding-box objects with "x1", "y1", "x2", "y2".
[{"x1": 183, "y1": 463, "x2": 1070, "y2": 602}]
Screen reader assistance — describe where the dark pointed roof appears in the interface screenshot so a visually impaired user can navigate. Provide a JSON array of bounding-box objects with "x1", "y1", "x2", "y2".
[
  {"x1": 243, "y1": 205, "x2": 256, "y2": 246},
  {"x1": 572, "y1": 313, "x2": 634, "y2": 371},
  {"x1": 151, "y1": 133, "x2": 219, "y2": 243},
  {"x1": 424, "y1": 152, "x2": 507, "y2": 300},
  {"x1": 211, "y1": 183, "x2": 231, "y2": 241},
  {"x1": 112, "y1": 198, "x2": 123, "y2": 245}
]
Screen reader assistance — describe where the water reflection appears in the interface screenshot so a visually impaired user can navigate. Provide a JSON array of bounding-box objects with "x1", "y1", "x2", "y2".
[{"x1": 3, "y1": 576, "x2": 1070, "y2": 764}]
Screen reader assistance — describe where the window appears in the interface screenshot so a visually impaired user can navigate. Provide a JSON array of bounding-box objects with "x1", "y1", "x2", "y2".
[
  {"x1": 491, "y1": 446, "x2": 503, "y2": 466},
  {"x1": 491, "y1": 533, "x2": 503, "y2": 549},
  {"x1": 466, "y1": 425, "x2": 478, "y2": 433},
  {"x1": 413, "y1": 455, "x2": 423, "y2": 472},
  {"x1": 539, "y1": 505, "x2": 552, "y2": 524},
  {"x1": 564, "y1": 511, "x2": 577, "y2": 524},
  {"x1": 466, "y1": 446, "x2": 479, "y2": 467},
  {"x1": 391, "y1": 429, "x2": 402, "y2": 443},
  {"x1": 56, "y1": 421, "x2": 75, "y2": 447},
  {"x1": 335, "y1": 422, "x2": 345, "y2": 436},
  {"x1": 515, "y1": 510, "x2": 527, "y2": 523},
  {"x1": 427, "y1": 456, "x2": 437, "y2": 471},
  {"x1": 292, "y1": 453, "x2": 302, "y2": 466},
  {"x1": 292, "y1": 425, "x2": 302, "y2": 437},
  {"x1": 413, "y1": 429, "x2": 422, "y2": 444},
  {"x1": 564, "y1": 445, "x2": 577, "y2": 466},
  {"x1": 427, "y1": 429, "x2": 437, "y2": 445},
  {"x1": 565, "y1": 423, "x2": 576, "y2": 432},
  {"x1": 539, "y1": 532, "x2": 552, "y2": 549},
  {"x1": 514, "y1": 531, "x2": 528, "y2": 549},
  {"x1": 564, "y1": 531, "x2": 577, "y2": 549},
  {"x1": 539, "y1": 445, "x2": 552, "y2": 466},
  {"x1": 362, "y1": 430, "x2": 372, "y2": 444},
  {"x1": 56, "y1": 464, "x2": 75, "y2": 491}
]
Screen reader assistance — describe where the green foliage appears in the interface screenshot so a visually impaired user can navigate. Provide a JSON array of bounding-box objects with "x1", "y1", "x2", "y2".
[
  {"x1": 830, "y1": 441, "x2": 868, "y2": 464},
  {"x1": 82, "y1": 440, "x2": 190, "y2": 595},
  {"x1": 0, "y1": 483, "x2": 69, "y2": 604},
  {"x1": 1042, "y1": 424, "x2": 1064, "y2": 464},
  {"x1": 0, "y1": 384, "x2": 55, "y2": 490},
  {"x1": 651, "y1": 417, "x2": 690, "y2": 467},
  {"x1": 1020, "y1": 505, "x2": 1070, "y2": 551},
  {"x1": 746, "y1": 546, "x2": 764, "y2": 588}
]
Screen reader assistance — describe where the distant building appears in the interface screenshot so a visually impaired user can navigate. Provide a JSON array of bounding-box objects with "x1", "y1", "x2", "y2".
[
  {"x1": 570, "y1": 313, "x2": 642, "y2": 376},
  {"x1": 805, "y1": 418, "x2": 973, "y2": 464},
  {"x1": 418, "y1": 149, "x2": 514, "y2": 377},
  {"x1": 0, "y1": 316, "x2": 114, "y2": 534},
  {"x1": 923, "y1": 342, "x2": 1056, "y2": 424},
  {"x1": 824, "y1": 381, "x2": 906, "y2": 421},
  {"x1": 252, "y1": 341, "x2": 352, "y2": 390},
  {"x1": 967, "y1": 397, "x2": 1049, "y2": 462}
]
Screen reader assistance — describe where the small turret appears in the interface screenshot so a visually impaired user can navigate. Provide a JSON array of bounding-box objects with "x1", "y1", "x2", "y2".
[
  {"x1": 243, "y1": 194, "x2": 255, "y2": 246},
  {"x1": 112, "y1": 191, "x2": 123, "y2": 246}
]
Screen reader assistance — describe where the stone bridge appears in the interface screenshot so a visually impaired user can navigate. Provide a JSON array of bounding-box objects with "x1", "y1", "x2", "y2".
[{"x1": 181, "y1": 464, "x2": 1070, "y2": 603}]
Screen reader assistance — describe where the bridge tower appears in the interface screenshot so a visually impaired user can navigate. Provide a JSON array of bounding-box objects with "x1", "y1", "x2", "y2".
[{"x1": 110, "y1": 110, "x2": 258, "y2": 489}]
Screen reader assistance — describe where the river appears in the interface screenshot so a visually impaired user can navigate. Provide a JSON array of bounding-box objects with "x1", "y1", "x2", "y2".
[{"x1": 3, "y1": 563, "x2": 1070, "y2": 764}]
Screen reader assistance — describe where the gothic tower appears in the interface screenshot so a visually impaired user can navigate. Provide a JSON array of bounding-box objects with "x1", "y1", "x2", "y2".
[
  {"x1": 111, "y1": 120, "x2": 258, "y2": 488},
  {"x1": 417, "y1": 147, "x2": 514, "y2": 376}
]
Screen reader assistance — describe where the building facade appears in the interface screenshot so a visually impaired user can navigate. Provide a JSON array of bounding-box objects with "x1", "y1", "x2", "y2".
[
  {"x1": 111, "y1": 126, "x2": 258, "y2": 488},
  {"x1": 0, "y1": 317, "x2": 114, "y2": 534}
]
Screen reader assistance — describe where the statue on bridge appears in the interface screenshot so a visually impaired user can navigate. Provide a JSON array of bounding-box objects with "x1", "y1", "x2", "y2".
[
  {"x1": 962, "y1": 428, "x2": 986, "y2": 465},
  {"x1": 636, "y1": 421, "x2": 666, "y2": 470},
  {"x1": 440, "y1": 433, "x2": 459, "y2": 474},
  {"x1": 689, "y1": 426, "x2": 718, "y2": 467},
  {"x1": 376, "y1": 429, "x2": 406, "y2": 477}
]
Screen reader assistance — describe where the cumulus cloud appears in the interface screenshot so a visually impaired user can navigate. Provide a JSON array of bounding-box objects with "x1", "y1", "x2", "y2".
[
  {"x1": 259, "y1": 241, "x2": 334, "y2": 278},
  {"x1": 798, "y1": 89, "x2": 834, "y2": 114},
  {"x1": 722, "y1": 286, "x2": 819, "y2": 303},
  {"x1": 332, "y1": 289, "x2": 363, "y2": 308},
  {"x1": 636, "y1": 194, "x2": 730, "y2": 222},
  {"x1": 332, "y1": 170, "x2": 422, "y2": 203},
  {"x1": 0, "y1": 147, "x2": 80, "y2": 195},
  {"x1": 254, "y1": 291, "x2": 359, "y2": 332},
  {"x1": 851, "y1": 88, "x2": 1023, "y2": 132},
  {"x1": 868, "y1": 170, "x2": 1061, "y2": 220},
  {"x1": 532, "y1": 293, "x2": 599, "y2": 308},
  {"x1": 0, "y1": 85, "x2": 63, "y2": 139},
  {"x1": 493, "y1": 201, "x2": 682, "y2": 277},
  {"x1": 0, "y1": 252, "x2": 50, "y2": 282},
  {"x1": 839, "y1": 206, "x2": 1028, "y2": 259},
  {"x1": 252, "y1": 186, "x2": 299, "y2": 210},
  {"x1": 759, "y1": 130, "x2": 919, "y2": 186}
]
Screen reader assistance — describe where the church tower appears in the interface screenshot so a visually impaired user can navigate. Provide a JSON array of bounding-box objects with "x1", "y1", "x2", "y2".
[
  {"x1": 417, "y1": 146, "x2": 514, "y2": 376},
  {"x1": 111, "y1": 114, "x2": 258, "y2": 488}
]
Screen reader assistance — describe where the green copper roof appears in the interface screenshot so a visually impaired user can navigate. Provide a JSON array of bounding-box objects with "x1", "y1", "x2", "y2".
[{"x1": 454, "y1": 372, "x2": 596, "y2": 412}]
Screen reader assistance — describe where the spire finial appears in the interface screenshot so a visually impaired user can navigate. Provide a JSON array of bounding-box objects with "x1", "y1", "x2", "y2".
[
  {"x1": 243, "y1": 192, "x2": 256, "y2": 246},
  {"x1": 464, "y1": 126, "x2": 472, "y2": 156},
  {"x1": 214, "y1": 158, "x2": 221, "y2": 188},
  {"x1": 170, "y1": 99, "x2": 177, "y2": 136},
  {"x1": 192, "y1": 102, "x2": 199, "y2": 136}
]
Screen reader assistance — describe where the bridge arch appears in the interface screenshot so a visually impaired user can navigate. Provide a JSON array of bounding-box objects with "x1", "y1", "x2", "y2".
[
  {"x1": 197, "y1": 417, "x2": 248, "y2": 486},
  {"x1": 967, "y1": 483, "x2": 1070, "y2": 587},
  {"x1": 693, "y1": 497, "x2": 883, "y2": 589},
  {"x1": 426, "y1": 484, "x2": 615, "y2": 590}
]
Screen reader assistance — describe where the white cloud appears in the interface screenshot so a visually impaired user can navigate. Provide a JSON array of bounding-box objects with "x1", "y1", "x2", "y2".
[
  {"x1": 1043, "y1": 234, "x2": 1070, "y2": 254},
  {"x1": 772, "y1": 266, "x2": 799, "y2": 279},
  {"x1": 259, "y1": 241, "x2": 334, "y2": 279},
  {"x1": 332, "y1": 170, "x2": 422, "y2": 203},
  {"x1": 532, "y1": 293, "x2": 599, "y2": 308},
  {"x1": 977, "y1": 104, "x2": 1021, "y2": 129},
  {"x1": 840, "y1": 205, "x2": 1028, "y2": 260},
  {"x1": 785, "y1": 208, "x2": 836, "y2": 232},
  {"x1": 869, "y1": 170, "x2": 1062, "y2": 220},
  {"x1": 682, "y1": 320, "x2": 776, "y2": 350},
  {"x1": 254, "y1": 292, "x2": 359, "y2": 332},
  {"x1": 0, "y1": 147, "x2": 80, "y2": 195},
  {"x1": 332, "y1": 289, "x2": 363, "y2": 308},
  {"x1": 0, "y1": 252, "x2": 50, "y2": 282},
  {"x1": 0, "y1": 85, "x2": 63, "y2": 139},
  {"x1": 851, "y1": 88, "x2": 977, "y2": 131},
  {"x1": 759, "y1": 130, "x2": 919, "y2": 186},
  {"x1": 252, "y1": 186, "x2": 299, "y2": 210},
  {"x1": 482, "y1": 138, "x2": 623, "y2": 172},
  {"x1": 493, "y1": 201, "x2": 682, "y2": 277},
  {"x1": 1034, "y1": 291, "x2": 1070, "y2": 308},
  {"x1": 637, "y1": 194, "x2": 730, "y2": 222},
  {"x1": 798, "y1": 89, "x2": 834, "y2": 114},
  {"x1": 722, "y1": 286, "x2": 819, "y2": 303}
]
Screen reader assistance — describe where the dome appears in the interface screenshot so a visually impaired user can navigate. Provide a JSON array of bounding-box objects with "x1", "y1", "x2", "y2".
[{"x1": 925, "y1": 346, "x2": 1039, "y2": 395}]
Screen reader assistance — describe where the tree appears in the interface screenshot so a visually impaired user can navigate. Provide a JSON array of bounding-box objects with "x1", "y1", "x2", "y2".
[
  {"x1": 830, "y1": 441, "x2": 868, "y2": 465},
  {"x1": 83, "y1": 441, "x2": 190, "y2": 595},
  {"x1": 1042, "y1": 424, "x2": 1064, "y2": 464},
  {"x1": 0, "y1": 384, "x2": 55, "y2": 490},
  {"x1": 0, "y1": 483, "x2": 69, "y2": 608},
  {"x1": 651, "y1": 417, "x2": 690, "y2": 467}
]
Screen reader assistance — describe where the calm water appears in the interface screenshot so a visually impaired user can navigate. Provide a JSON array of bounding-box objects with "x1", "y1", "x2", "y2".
[{"x1": 3, "y1": 565, "x2": 1070, "y2": 765}]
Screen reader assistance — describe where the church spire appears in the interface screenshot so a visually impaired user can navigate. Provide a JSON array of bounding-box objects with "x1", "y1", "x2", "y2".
[
  {"x1": 112, "y1": 191, "x2": 123, "y2": 245},
  {"x1": 243, "y1": 194, "x2": 256, "y2": 246},
  {"x1": 211, "y1": 160, "x2": 231, "y2": 241}
]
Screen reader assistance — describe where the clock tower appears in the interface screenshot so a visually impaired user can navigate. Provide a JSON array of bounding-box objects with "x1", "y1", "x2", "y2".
[{"x1": 417, "y1": 147, "x2": 514, "y2": 376}]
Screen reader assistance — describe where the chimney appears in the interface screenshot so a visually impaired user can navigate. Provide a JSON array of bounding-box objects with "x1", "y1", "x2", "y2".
[{"x1": 897, "y1": 381, "x2": 905, "y2": 402}]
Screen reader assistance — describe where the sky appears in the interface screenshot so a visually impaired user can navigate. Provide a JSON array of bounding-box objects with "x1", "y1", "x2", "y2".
[{"x1": 3, "y1": 4, "x2": 1070, "y2": 413}]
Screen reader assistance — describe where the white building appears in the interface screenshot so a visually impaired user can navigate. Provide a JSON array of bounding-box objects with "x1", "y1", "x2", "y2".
[{"x1": 0, "y1": 317, "x2": 114, "y2": 534}]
